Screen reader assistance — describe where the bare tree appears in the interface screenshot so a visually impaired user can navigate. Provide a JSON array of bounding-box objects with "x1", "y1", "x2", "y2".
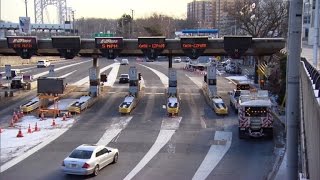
[{"x1": 228, "y1": 0, "x2": 288, "y2": 38}]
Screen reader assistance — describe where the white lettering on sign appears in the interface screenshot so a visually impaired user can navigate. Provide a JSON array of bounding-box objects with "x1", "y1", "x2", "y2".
[
  {"x1": 12, "y1": 39, "x2": 32, "y2": 43},
  {"x1": 100, "y1": 39, "x2": 119, "y2": 44}
]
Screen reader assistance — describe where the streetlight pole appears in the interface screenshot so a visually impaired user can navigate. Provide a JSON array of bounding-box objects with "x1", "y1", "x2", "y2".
[
  {"x1": 131, "y1": 9, "x2": 134, "y2": 38},
  {"x1": 25, "y1": 0, "x2": 28, "y2": 17}
]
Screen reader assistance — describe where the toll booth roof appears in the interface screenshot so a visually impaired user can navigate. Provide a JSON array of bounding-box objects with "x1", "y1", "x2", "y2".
[
  {"x1": 168, "y1": 97, "x2": 178, "y2": 104},
  {"x1": 240, "y1": 99, "x2": 272, "y2": 107},
  {"x1": 124, "y1": 96, "x2": 134, "y2": 103}
]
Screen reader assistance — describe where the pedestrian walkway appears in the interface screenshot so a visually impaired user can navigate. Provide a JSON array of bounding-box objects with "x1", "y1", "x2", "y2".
[{"x1": 301, "y1": 42, "x2": 320, "y2": 70}]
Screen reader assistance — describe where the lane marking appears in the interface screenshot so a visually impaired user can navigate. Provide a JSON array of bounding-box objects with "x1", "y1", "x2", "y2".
[
  {"x1": 58, "y1": 70, "x2": 77, "y2": 78},
  {"x1": 138, "y1": 64, "x2": 168, "y2": 87},
  {"x1": 33, "y1": 60, "x2": 91, "y2": 79},
  {"x1": 185, "y1": 74, "x2": 203, "y2": 88},
  {"x1": 124, "y1": 117, "x2": 182, "y2": 180},
  {"x1": 72, "y1": 63, "x2": 116, "y2": 86},
  {"x1": 96, "y1": 116, "x2": 132, "y2": 145},
  {"x1": 192, "y1": 131, "x2": 232, "y2": 180}
]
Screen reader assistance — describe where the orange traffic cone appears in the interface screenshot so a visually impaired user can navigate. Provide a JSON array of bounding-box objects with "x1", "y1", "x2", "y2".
[
  {"x1": 0, "y1": 127, "x2": 3, "y2": 133},
  {"x1": 16, "y1": 128, "x2": 24, "y2": 138},
  {"x1": 51, "y1": 119, "x2": 56, "y2": 126},
  {"x1": 20, "y1": 111, "x2": 24, "y2": 117},
  {"x1": 9, "y1": 118, "x2": 15, "y2": 127},
  {"x1": 34, "y1": 122, "x2": 39, "y2": 131},
  {"x1": 14, "y1": 114, "x2": 19, "y2": 123},
  {"x1": 62, "y1": 114, "x2": 66, "y2": 121},
  {"x1": 27, "y1": 124, "x2": 32, "y2": 133}
]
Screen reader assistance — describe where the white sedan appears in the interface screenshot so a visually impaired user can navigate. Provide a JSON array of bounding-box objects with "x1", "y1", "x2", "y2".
[{"x1": 61, "y1": 144, "x2": 119, "y2": 176}]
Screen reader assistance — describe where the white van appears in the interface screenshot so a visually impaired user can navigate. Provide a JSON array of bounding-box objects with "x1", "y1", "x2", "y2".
[
  {"x1": 37, "y1": 60, "x2": 51, "y2": 68},
  {"x1": 120, "y1": 59, "x2": 129, "y2": 65}
]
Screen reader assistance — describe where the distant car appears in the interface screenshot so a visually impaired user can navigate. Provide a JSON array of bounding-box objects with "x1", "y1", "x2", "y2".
[
  {"x1": 120, "y1": 59, "x2": 129, "y2": 65},
  {"x1": 37, "y1": 60, "x2": 51, "y2": 68},
  {"x1": 61, "y1": 144, "x2": 119, "y2": 176},
  {"x1": 173, "y1": 57, "x2": 182, "y2": 63},
  {"x1": 212, "y1": 96, "x2": 228, "y2": 115},
  {"x1": 119, "y1": 74, "x2": 129, "y2": 84}
]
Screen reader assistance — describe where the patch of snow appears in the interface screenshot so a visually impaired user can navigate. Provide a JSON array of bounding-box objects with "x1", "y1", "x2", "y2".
[{"x1": 48, "y1": 99, "x2": 77, "y2": 110}]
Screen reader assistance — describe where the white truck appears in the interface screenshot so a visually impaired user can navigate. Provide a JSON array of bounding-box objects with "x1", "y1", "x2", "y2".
[
  {"x1": 229, "y1": 83, "x2": 251, "y2": 113},
  {"x1": 238, "y1": 90, "x2": 273, "y2": 139}
]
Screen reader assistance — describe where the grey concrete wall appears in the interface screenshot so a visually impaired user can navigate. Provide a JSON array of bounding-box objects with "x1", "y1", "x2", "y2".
[
  {"x1": 0, "y1": 56, "x2": 62, "y2": 66},
  {"x1": 300, "y1": 63, "x2": 320, "y2": 180}
]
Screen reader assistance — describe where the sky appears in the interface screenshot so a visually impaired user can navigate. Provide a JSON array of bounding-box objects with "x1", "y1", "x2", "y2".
[{"x1": 1, "y1": 0, "x2": 191, "y2": 23}]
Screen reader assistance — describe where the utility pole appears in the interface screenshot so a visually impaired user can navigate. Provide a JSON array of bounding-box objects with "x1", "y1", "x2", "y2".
[
  {"x1": 72, "y1": 10, "x2": 75, "y2": 35},
  {"x1": 286, "y1": 0, "x2": 303, "y2": 179},
  {"x1": 25, "y1": 0, "x2": 28, "y2": 17},
  {"x1": 313, "y1": 0, "x2": 319, "y2": 68},
  {"x1": 131, "y1": 9, "x2": 134, "y2": 38}
]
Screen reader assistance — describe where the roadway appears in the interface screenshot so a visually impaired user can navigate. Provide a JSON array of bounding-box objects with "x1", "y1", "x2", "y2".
[{"x1": 0, "y1": 58, "x2": 284, "y2": 180}]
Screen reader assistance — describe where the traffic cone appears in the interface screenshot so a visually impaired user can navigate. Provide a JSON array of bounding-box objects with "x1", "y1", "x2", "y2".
[
  {"x1": 0, "y1": 127, "x2": 3, "y2": 133},
  {"x1": 62, "y1": 114, "x2": 66, "y2": 121},
  {"x1": 27, "y1": 124, "x2": 32, "y2": 133},
  {"x1": 16, "y1": 128, "x2": 24, "y2": 138},
  {"x1": 20, "y1": 111, "x2": 24, "y2": 118},
  {"x1": 14, "y1": 114, "x2": 19, "y2": 123},
  {"x1": 9, "y1": 118, "x2": 15, "y2": 127},
  {"x1": 51, "y1": 119, "x2": 56, "y2": 126},
  {"x1": 34, "y1": 122, "x2": 40, "y2": 132}
]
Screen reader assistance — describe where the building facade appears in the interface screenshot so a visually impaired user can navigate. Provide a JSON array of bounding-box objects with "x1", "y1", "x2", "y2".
[
  {"x1": 215, "y1": 0, "x2": 236, "y2": 36},
  {"x1": 304, "y1": 0, "x2": 320, "y2": 45},
  {"x1": 187, "y1": 0, "x2": 215, "y2": 29}
]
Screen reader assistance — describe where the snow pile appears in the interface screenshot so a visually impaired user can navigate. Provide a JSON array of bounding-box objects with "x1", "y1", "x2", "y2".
[
  {"x1": 48, "y1": 99, "x2": 77, "y2": 110},
  {"x1": 0, "y1": 115, "x2": 75, "y2": 165}
]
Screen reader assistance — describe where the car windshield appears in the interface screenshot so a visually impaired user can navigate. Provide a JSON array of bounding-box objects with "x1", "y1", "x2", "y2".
[
  {"x1": 38, "y1": 61, "x2": 44, "y2": 63},
  {"x1": 121, "y1": 74, "x2": 128, "y2": 78},
  {"x1": 69, "y1": 150, "x2": 93, "y2": 159}
]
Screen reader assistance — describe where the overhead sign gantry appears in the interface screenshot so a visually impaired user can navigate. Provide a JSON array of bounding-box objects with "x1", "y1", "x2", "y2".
[
  {"x1": 0, "y1": 36, "x2": 285, "y2": 59},
  {"x1": 95, "y1": 37, "x2": 123, "y2": 59},
  {"x1": 138, "y1": 37, "x2": 166, "y2": 60},
  {"x1": 7, "y1": 36, "x2": 38, "y2": 59},
  {"x1": 52, "y1": 36, "x2": 81, "y2": 59},
  {"x1": 180, "y1": 36, "x2": 208, "y2": 60}
]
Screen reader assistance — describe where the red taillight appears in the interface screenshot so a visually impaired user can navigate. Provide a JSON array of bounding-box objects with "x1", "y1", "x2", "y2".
[
  {"x1": 82, "y1": 163, "x2": 90, "y2": 169},
  {"x1": 62, "y1": 161, "x2": 65, "y2": 166}
]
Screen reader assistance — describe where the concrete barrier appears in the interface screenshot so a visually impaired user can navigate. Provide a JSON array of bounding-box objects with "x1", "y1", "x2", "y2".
[
  {"x1": 300, "y1": 60, "x2": 320, "y2": 180},
  {"x1": 0, "y1": 56, "x2": 62, "y2": 66}
]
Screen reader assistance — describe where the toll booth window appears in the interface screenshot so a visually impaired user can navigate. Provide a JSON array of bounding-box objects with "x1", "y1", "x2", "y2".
[
  {"x1": 129, "y1": 80, "x2": 137, "y2": 86},
  {"x1": 208, "y1": 79, "x2": 216, "y2": 85},
  {"x1": 245, "y1": 107, "x2": 268, "y2": 117},
  {"x1": 169, "y1": 81, "x2": 177, "y2": 87}
]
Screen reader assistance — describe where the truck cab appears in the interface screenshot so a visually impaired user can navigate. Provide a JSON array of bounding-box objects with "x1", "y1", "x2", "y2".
[
  {"x1": 229, "y1": 89, "x2": 242, "y2": 112},
  {"x1": 10, "y1": 76, "x2": 25, "y2": 89}
]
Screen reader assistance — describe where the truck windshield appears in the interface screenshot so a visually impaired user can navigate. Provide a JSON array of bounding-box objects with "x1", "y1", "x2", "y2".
[{"x1": 244, "y1": 107, "x2": 268, "y2": 117}]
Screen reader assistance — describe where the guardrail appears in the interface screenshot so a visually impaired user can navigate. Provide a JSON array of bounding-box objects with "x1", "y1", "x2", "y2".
[{"x1": 300, "y1": 58, "x2": 320, "y2": 180}]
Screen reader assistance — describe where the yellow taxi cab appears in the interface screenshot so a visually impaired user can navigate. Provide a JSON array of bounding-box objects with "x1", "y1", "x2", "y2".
[{"x1": 212, "y1": 96, "x2": 228, "y2": 115}]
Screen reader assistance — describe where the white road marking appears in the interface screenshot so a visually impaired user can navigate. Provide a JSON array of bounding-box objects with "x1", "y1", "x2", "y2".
[
  {"x1": 192, "y1": 131, "x2": 232, "y2": 180},
  {"x1": 72, "y1": 63, "x2": 116, "y2": 86},
  {"x1": 58, "y1": 70, "x2": 77, "y2": 78},
  {"x1": 104, "y1": 63, "x2": 120, "y2": 87},
  {"x1": 33, "y1": 60, "x2": 91, "y2": 79},
  {"x1": 0, "y1": 128, "x2": 70, "y2": 173},
  {"x1": 96, "y1": 116, "x2": 132, "y2": 145},
  {"x1": 124, "y1": 117, "x2": 182, "y2": 180},
  {"x1": 138, "y1": 64, "x2": 168, "y2": 87},
  {"x1": 185, "y1": 74, "x2": 202, "y2": 88}
]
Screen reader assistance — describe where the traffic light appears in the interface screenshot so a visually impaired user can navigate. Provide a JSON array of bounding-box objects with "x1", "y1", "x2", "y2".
[{"x1": 138, "y1": 73, "x2": 142, "y2": 80}]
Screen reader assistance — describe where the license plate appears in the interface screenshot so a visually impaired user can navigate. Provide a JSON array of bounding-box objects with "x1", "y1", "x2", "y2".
[{"x1": 71, "y1": 164, "x2": 77, "y2": 168}]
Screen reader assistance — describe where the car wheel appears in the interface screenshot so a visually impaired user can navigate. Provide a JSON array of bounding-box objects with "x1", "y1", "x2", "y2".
[
  {"x1": 112, "y1": 153, "x2": 118, "y2": 164},
  {"x1": 93, "y1": 165, "x2": 99, "y2": 176}
]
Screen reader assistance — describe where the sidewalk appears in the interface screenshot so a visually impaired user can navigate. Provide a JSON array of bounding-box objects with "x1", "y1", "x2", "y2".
[{"x1": 301, "y1": 41, "x2": 320, "y2": 70}]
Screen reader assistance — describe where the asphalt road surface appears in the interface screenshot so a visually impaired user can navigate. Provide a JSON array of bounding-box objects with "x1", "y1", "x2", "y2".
[{"x1": 0, "y1": 57, "x2": 284, "y2": 180}]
